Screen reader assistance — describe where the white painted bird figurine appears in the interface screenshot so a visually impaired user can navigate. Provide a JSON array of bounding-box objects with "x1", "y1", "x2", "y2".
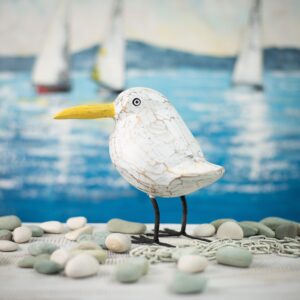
[{"x1": 55, "y1": 87, "x2": 224, "y2": 245}]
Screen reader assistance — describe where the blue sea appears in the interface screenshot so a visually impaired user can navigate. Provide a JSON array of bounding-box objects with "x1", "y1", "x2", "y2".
[{"x1": 0, "y1": 68, "x2": 300, "y2": 223}]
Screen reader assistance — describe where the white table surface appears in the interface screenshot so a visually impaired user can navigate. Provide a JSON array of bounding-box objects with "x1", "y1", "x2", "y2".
[{"x1": 1, "y1": 224, "x2": 300, "y2": 300}]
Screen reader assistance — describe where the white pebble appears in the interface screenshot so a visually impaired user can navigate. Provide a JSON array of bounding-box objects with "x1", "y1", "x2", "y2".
[
  {"x1": 65, "y1": 225, "x2": 93, "y2": 241},
  {"x1": 193, "y1": 224, "x2": 215, "y2": 237},
  {"x1": 13, "y1": 226, "x2": 32, "y2": 243},
  {"x1": 66, "y1": 216, "x2": 87, "y2": 230},
  {"x1": 50, "y1": 248, "x2": 70, "y2": 267},
  {"x1": 65, "y1": 253, "x2": 99, "y2": 278},
  {"x1": 177, "y1": 255, "x2": 208, "y2": 273},
  {"x1": 0, "y1": 240, "x2": 19, "y2": 252},
  {"x1": 216, "y1": 221, "x2": 244, "y2": 240},
  {"x1": 40, "y1": 221, "x2": 64, "y2": 234},
  {"x1": 105, "y1": 233, "x2": 131, "y2": 253}
]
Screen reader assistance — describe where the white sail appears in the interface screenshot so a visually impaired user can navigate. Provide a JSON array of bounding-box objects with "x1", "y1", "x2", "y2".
[
  {"x1": 93, "y1": 0, "x2": 125, "y2": 92},
  {"x1": 32, "y1": 0, "x2": 70, "y2": 90},
  {"x1": 232, "y1": 0, "x2": 263, "y2": 89}
]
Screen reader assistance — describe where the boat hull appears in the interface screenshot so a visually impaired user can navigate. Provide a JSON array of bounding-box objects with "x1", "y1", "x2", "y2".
[{"x1": 35, "y1": 84, "x2": 71, "y2": 94}]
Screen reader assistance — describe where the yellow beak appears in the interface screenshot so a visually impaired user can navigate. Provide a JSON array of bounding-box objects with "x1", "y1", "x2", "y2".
[{"x1": 54, "y1": 103, "x2": 115, "y2": 119}]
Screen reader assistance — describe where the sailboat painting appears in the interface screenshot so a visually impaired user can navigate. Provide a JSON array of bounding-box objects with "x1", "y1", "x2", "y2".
[
  {"x1": 232, "y1": 0, "x2": 263, "y2": 90},
  {"x1": 92, "y1": 0, "x2": 125, "y2": 92},
  {"x1": 1, "y1": 0, "x2": 300, "y2": 224},
  {"x1": 32, "y1": 0, "x2": 70, "y2": 94}
]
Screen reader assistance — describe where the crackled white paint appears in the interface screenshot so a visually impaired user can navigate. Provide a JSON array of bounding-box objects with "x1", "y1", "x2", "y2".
[{"x1": 109, "y1": 87, "x2": 224, "y2": 198}]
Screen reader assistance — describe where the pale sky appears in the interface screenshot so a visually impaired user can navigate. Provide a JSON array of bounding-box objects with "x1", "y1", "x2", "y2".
[{"x1": 0, "y1": 0, "x2": 299, "y2": 56}]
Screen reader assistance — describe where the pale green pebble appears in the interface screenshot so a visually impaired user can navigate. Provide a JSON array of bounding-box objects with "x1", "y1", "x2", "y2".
[
  {"x1": 18, "y1": 254, "x2": 51, "y2": 268},
  {"x1": 216, "y1": 246, "x2": 253, "y2": 268},
  {"x1": 18, "y1": 256, "x2": 36, "y2": 268},
  {"x1": 275, "y1": 223, "x2": 298, "y2": 239},
  {"x1": 27, "y1": 225, "x2": 44, "y2": 237},
  {"x1": 298, "y1": 224, "x2": 300, "y2": 236},
  {"x1": 128, "y1": 257, "x2": 149, "y2": 275},
  {"x1": 172, "y1": 247, "x2": 199, "y2": 261},
  {"x1": 107, "y1": 218, "x2": 146, "y2": 234},
  {"x1": 169, "y1": 272, "x2": 207, "y2": 294},
  {"x1": 92, "y1": 231, "x2": 110, "y2": 249},
  {"x1": 77, "y1": 232, "x2": 110, "y2": 249},
  {"x1": 71, "y1": 249, "x2": 107, "y2": 264},
  {"x1": 35, "y1": 254, "x2": 51, "y2": 262},
  {"x1": 0, "y1": 229, "x2": 12, "y2": 241},
  {"x1": 211, "y1": 218, "x2": 235, "y2": 230},
  {"x1": 115, "y1": 263, "x2": 143, "y2": 283},
  {"x1": 34, "y1": 259, "x2": 63, "y2": 275},
  {"x1": 0, "y1": 215, "x2": 21, "y2": 231},
  {"x1": 77, "y1": 234, "x2": 93, "y2": 242},
  {"x1": 240, "y1": 221, "x2": 275, "y2": 238},
  {"x1": 28, "y1": 242, "x2": 58, "y2": 256},
  {"x1": 239, "y1": 223, "x2": 258, "y2": 237},
  {"x1": 260, "y1": 217, "x2": 294, "y2": 230},
  {"x1": 74, "y1": 241, "x2": 101, "y2": 250}
]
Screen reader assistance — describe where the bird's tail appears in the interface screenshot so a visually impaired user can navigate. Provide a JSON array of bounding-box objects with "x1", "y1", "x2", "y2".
[{"x1": 170, "y1": 160, "x2": 225, "y2": 179}]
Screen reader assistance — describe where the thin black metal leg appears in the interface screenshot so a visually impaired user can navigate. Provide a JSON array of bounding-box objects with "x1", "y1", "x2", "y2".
[
  {"x1": 179, "y1": 195, "x2": 187, "y2": 235},
  {"x1": 150, "y1": 196, "x2": 160, "y2": 243},
  {"x1": 131, "y1": 195, "x2": 174, "y2": 247},
  {"x1": 146, "y1": 195, "x2": 211, "y2": 243}
]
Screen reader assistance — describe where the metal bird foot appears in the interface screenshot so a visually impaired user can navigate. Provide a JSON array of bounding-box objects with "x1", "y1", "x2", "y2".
[
  {"x1": 146, "y1": 228, "x2": 211, "y2": 242},
  {"x1": 131, "y1": 235, "x2": 175, "y2": 247}
]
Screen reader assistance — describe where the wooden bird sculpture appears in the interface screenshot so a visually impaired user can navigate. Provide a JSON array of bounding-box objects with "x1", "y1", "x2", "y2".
[{"x1": 55, "y1": 87, "x2": 224, "y2": 246}]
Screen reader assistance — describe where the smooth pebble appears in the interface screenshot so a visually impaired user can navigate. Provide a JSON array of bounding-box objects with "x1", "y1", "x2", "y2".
[
  {"x1": 211, "y1": 218, "x2": 235, "y2": 230},
  {"x1": 239, "y1": 223, "x2": 258, "y2": 237},
  {"x1": 216, "y1": 246, "x2": 253, "y2": 268},
  {"x1": 216, "y1": 221, "x2": 243, "y2": 240},
  {"x1": 0, "y1": 229, "x2": 12, "y2": 241},
  {"x1": 127, "y1": 257, "x2": 149, "y2": 275},
  {"x1": 77, "y1": 231, "x2": 110, "y2": 249},
  {"x1": 28, "y1": 242, "x2": 58, "y2": 256},
  {"x1": 50, "y1": 248, "x2": 70, "y2": 266},
  {"x1": 35, "y1": 254, "x2": 51, "y2": 262},
  {"x1": 18, "y1": 254, "x2": 50, "y2": 268},
  {"x1": 0, "y1": 240, "x2": 18, "y2": 252},
  {"x1": 13, "y1": 226, "x2": 32, "y2": 243},
  {"x1": 241, "y1": 221, "x2": 275, "y2": 238},
  {"x1": 27, "y1": 225, "x2": 44, "y2": 237},
  {"x1": 70, "y1": 249, "x2": 107, "y2": 264},
  {"x1": 193, "y1": 224, "x2": 215, "y2": 237},
  {"x1": 105, "y1": 233, "x2": 131, "y2": 253},
  {"x1": 169, "y1": 272, "x2": 207, "y2": 294},
  {"x1": 34, "y1": 259, "x2": 63, "y2": 275},
  {"x1": 92, "y1": 231, "x2": 110, "y2": 249},
  {"x1": 65, "y1": 225, "x2": 93, "y2": 241},
  {"x1": 65, "y1": 254, "x2": 99, "y2": 278},
  {"x1": 275, "y1": 223, "x2": 297, "y2": 239},
  {"x1": 260, "y1": 217, "x2": 292, "y2": 230},
  {"x1": 0, "y1": 215, "x2": 21, "y2": 231},
  {"x1": 172, "y1": 247, "x2": 199, "y2": 261},
  {"x1": 107, "y1": 218, "x2": 146, "y2": 234},
  {"x1": 40, "y1": 221, "x2": 64, "y2": 234},
  {"x1": 177, "y1": 255, "x2": 208, "y2": 273},
  {"x1": 74, "y1": 241, "x2": 101, "y2": 250},
  {"x1": 18, "y1": 256, "x2": 36, "y2": 268},
  {"x1": 115, "y1": 263, "x2": 143, "y2": 283},
  {"x1": 66, "y1": 216, "x2": 87, "y2": 230}
]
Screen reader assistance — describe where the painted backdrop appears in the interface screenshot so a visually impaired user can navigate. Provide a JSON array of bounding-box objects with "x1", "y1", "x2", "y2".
[{"x1": 0, "y1": 0, "x2": 299, "y2": 223}]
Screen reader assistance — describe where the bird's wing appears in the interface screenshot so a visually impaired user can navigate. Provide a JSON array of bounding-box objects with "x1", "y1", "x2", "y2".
[
  {"x1": 143, "y1": 102, "x2": 204, "y2": 165},
  {"x1": 111, "y1": 102, "x2": 205, "y2": 185}
]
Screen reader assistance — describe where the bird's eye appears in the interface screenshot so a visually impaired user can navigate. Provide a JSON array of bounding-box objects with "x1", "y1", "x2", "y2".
[{"x1": 132, "y1": 98, "x2": 141, "y2": 106}]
